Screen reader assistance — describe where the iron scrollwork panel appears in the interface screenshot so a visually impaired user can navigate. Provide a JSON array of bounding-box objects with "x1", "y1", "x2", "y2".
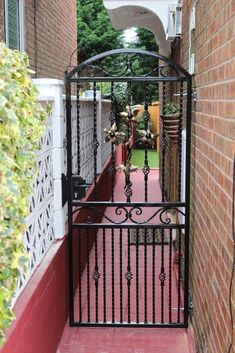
[{"x1": 66, "y1": 48, "x2": 192, "y2": 327}]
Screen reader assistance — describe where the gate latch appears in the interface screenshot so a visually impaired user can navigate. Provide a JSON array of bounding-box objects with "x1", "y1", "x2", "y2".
[
  {"x1": 61, "y1": 174, "x2": 92, "y2": 206},
  {"x1": 72, "y1": 175, "x2": 91, "y2": 201},
  {"x1": 173, "y1": 91, "x2": 197, "y2": 101}
]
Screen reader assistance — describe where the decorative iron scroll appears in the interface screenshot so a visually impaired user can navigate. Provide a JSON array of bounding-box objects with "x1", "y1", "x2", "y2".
[
  {"x1": 75, "y1": 205, "x2": 185, "y2": 225},
  {"x1": 74, "y1": 52, "x2": 181, "y2": 78},
  {"x1": 92, "y1": 270, "x2": 100, "y2": 283},
  {"x1": 125, "y1": 271, "x2": 133, "y2": 281},
  {"x1": 159, "y1": 271, "x2": 166, "y2": 285}
]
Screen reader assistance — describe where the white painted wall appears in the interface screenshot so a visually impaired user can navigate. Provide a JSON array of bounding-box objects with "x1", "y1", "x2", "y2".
[{"x1": 14, "y1": 78, "x2": 111, "y2": 303}]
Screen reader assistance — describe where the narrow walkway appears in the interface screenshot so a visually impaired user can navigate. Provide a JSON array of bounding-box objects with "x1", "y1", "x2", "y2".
[{"x1": 58, "y1": 170, "x2": 191, "y2": 353}]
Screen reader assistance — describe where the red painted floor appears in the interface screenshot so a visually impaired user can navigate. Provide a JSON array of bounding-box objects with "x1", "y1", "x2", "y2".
[
  {"x1": 58, "y1": 170, "x2": 191, "y2": 353},
  {"x1": 58, "y1": 327, "x2": 190, "y2": 353}
]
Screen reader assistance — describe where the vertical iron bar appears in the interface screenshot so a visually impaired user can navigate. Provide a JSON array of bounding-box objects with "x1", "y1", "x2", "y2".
[
  {"x1": 127, "y1": 228, "x2": 131, "y2": 323},
  {"x1": 94, "y1": 230, "x2": 99, "y2": 323},
  {"x1": 93, "y1": 82, "x2": 98, "y2": 200},
  {"x1": 66, "y1": 76, "x2": 74, "y2": 326},
  {"x1": 177, "y1": 82, "x2": 183, "y2": 325},
  {"x1": 111, "y1": 228, "x2": 115, "y2": 323},
  {"x1": 86, "y1": 228, "x2": 90, "y2": 322},
  {"x1": 103, "y1": 229, "x2": 106, "y2": 323},
  {"x1": 144, "y1": 150, "x2": 149, "y2": 202},
  {"x1": 184, "y1": 76, "x2": 192, "y2": 327},
  {"x1": 161, "y1": 81, "x2": 166, "y2": 202},
  {"x1": 111, "y1": 143, "x2": 115, "y2": 202},
  {"x1": 136, "y1": 228, "x2": 139, "y2": 323},
  {"x1": 143, "y1": 82, "x2": 150, "y2": 202},
  {"x1": 78, "y1": 228, "x2": 82, "y2": 322},
  {"x1": 178, "y1": 81, "x2": 183, "y2": 202},
  {"x1": 120, "y1": 228, "x2": 123, "y2": 323},
  {"x1": 160, "y1": 230, "x2": 165, "y2": 324},
  {"x1": 144, "y1": 228, "x2": 147, "y2": 323},
  {"x1": 177, "y1": 230, "x2": 182, "y2": 323},
  {"x1": 152, "y1": 229, "x2": 156, "y2": 324},
  {"x1": 110, "y1": 82, "x2": 115, "y2": 202},
  {"x1": 125, "y1": 82, "x2": 132, "y2": 203},
  {"x1": 76, "y1": 82, "x2": 80, "y2": 175},
  {"x1": 125, "y1": 177, "x2": 132, "y2": 203},
  {"x1": 169, "y1": 229, "x2": 173, "y2": 323}
]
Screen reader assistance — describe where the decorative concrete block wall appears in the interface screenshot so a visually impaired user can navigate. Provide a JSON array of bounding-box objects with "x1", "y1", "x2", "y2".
[{"x1": 14, "y1": 78, "x2": 111, "y2": 301}]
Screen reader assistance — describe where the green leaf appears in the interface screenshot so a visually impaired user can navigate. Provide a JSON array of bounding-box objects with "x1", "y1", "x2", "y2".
[{"x1": 0, "y1": 42, "x2": 47, "y2": 346}]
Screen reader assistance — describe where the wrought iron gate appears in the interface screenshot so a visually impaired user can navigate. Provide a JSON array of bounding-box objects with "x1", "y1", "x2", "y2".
[{"x1": 65, "y1": 49, "x2": 192, "y2": 328}]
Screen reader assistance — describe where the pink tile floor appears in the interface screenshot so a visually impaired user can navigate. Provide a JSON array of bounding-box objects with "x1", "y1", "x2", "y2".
[{"x1": 58, "y1": 170, "x2": 191, "y2": 353}]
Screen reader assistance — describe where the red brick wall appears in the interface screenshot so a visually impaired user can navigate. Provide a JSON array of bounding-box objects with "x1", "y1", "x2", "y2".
[
  {"x1": 25, "y1": 0, "x2": 77, "y2": 79},
  {"x1": 0, "y1": 0, "x2": 77, "y2": 79},
  {"x1": 172, "y1": 1, "x2": 235, "y2": 352}
]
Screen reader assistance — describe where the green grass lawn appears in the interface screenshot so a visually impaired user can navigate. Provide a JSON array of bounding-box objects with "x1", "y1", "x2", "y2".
[{"x1": 131, "y1": 149, "x2": 159, "y2": 168}]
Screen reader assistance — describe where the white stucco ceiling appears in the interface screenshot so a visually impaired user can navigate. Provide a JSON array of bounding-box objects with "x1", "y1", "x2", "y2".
[{"x1": 103, "y1": 0, "x2": 178, "y2": 52}]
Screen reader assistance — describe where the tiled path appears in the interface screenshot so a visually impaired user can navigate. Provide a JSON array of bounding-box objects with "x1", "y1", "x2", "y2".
[{"x1": 58, "y1": 170, "x2": 192, "y2": 353}]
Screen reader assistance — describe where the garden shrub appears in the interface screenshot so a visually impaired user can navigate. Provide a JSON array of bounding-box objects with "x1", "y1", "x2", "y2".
[
  {"x1": 163, "y1": 102, "x2": 179, "y2": 115},
  {"x1": 0, "y1": 43, "x2": 47, "y2": 346}
]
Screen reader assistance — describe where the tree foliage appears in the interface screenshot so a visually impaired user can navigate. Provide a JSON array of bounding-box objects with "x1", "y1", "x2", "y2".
[
  {"x1": 77, "y1": 0, "x2": 124, "y2": 63},
  {"x1": 77, "y1": 1, "x2": 158, "y2": 104},
  {"x1": 128, "y1": 28, "x2": 159, "y2": 104},
  {"x1": 0, "y1": 43, "x2": 47, "y2": 346},
  {"x1": 134, "y1": 28, "x2": 158, "y2": 52}
]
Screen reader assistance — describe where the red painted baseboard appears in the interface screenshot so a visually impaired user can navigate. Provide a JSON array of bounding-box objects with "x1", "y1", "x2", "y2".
[
  {"x1": 1, "y1": 159, "x2": 112, "y2": 353},
  {"x1": 173, "y1": 251, "x2": 196, "y2": 353},
  {"x1": 1, "y1": 238, "x2": 68, "y2": 353}
]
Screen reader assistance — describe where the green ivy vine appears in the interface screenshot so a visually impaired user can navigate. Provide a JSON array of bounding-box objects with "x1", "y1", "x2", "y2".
[{"x1": 0, "y1": 43, "x2": 48, "y2": 346}]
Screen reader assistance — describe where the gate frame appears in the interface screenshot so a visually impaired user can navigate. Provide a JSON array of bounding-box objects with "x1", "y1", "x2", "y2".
[{"x1": 65, "y1": 49, "x2": 192, "y2": 328}]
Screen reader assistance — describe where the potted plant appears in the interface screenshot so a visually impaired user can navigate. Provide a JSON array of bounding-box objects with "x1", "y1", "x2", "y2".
[
  {"x1": 161, "y1": 102, "x2": 180, "y2": 138},
  {"x1": 162, "y1": 102, "x2": 179, "y2": 117}
]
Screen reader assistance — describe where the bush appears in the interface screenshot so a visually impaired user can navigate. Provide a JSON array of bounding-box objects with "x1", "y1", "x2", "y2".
[
  {"x1": 163, "y1": 102, "x2": 179, "y2": 115},
  {"x1": 0, "y1": 43, "x2": 47, "y2": 346}
]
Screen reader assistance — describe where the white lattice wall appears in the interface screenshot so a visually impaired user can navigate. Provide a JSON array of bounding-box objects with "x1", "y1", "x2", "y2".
[
  {"x1": 14, "y1": 79, "x2": 111, "y2": 303},
  {"x1": 25, "y1": 108, "x2": 54, "y2": 272},
  {"x1": 14, "y1": 79, "x2": 64, "y2": 302},
  {"x1": 64, "y1": 95, "x2": 111, "y2": 181},
  {"x1": 74, "y1": 98, "x2": 95, "y2": 183}
]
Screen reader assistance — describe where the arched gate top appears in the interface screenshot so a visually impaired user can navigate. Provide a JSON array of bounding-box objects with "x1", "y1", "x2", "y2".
[
  {"x1": 66, "y1": 48, "x2": 191, "y2": 80},
  {"x1": 65, "y1": 48, "x2": 192, "y2": 329}
]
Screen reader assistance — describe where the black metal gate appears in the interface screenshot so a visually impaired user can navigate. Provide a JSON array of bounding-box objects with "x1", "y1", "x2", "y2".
[{"x1": 65, "y1": 49, "x2": 192, "y2": 328}]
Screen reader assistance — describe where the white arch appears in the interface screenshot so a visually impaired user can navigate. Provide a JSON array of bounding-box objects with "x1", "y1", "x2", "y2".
[{"x1": 103, "y1": 1, "x2": 177, "y2": 52}]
